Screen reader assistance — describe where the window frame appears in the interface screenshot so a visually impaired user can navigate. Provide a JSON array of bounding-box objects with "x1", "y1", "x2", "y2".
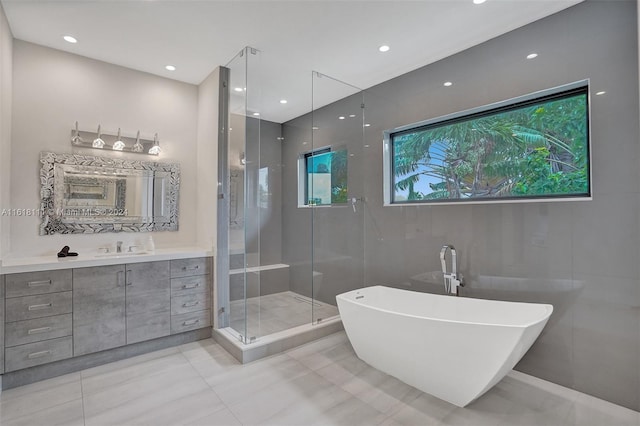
[
  {"x1": 382, "y1": 79, "x2": 592, "y2": 206},
  {"x1": 297, "y1": 146, "x2": 348, "y2": 208}
]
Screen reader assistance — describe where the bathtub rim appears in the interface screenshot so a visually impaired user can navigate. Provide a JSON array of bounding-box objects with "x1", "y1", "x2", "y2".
[{"x1": 336, "y1": 285, "x2": 554, "y2": 329}]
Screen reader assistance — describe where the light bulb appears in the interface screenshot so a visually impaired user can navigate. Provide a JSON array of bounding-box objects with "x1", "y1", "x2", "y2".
[
  {"x1": 112, "y1": 128, "x2": 125, "y2": 151},
  {"x1": 92, "y1": 125, "x2": 105, "y2": 148},
  {"x1": 148, "y1": 133, "x2": 161, "y2": 155}
]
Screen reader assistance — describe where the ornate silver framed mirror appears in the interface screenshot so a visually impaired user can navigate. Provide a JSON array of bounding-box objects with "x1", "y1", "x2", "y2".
[{"x1": 39, "y1": 151, "x2": 180, "y2": 234}]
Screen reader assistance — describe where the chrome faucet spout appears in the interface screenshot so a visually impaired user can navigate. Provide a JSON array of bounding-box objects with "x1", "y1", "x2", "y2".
[
  {"x1": 116, "y1": 241, "x2": 123, "y2": 253},
  {"x1": 440, "y1": 245, "x2": 462, "y2": 295}
]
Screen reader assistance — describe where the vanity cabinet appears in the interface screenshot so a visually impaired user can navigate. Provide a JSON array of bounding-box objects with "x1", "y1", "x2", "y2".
[
  {"x1": 73, "y1": 264, "x2": 126, "y2": 356},
  {"x1": 73, "y1": 261, "x2": 172, "y2": 355},
  {"x1": 4, "y1": 269, "x2": 74, "y2": 372},
  {"x1": 125, "y1": 261, "x2": 171, "y2": 344},
  {"x1": 2, "y1": 256, "x2": 211, "y2": 377},
  {"x1": 170, "y1": 258, "x2": 212, "y2": 334}
]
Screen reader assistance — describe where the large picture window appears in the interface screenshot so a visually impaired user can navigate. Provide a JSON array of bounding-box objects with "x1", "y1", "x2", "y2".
[
  {"x1": 384, "y1": 81, "x2": 591, "y2": 205},
  {"x1": 299, "y1": 147, "x2": 348, "y2": 206}
]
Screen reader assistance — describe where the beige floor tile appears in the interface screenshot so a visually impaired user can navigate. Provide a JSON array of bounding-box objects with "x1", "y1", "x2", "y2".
[
  {"x1": 286, "y1": 332, "x2": 354, "y2": 371},
  {"x1": 0, "y1": 373, "x2": 82, "y2": 422},
  {"x1": 81, "y1": 352, "x2": 193, "y2": 396},
  {"x1": 83, "y1": 363, "x2": 206, "y2": 422},
  {"x1": 208, "y1": 355, "x2": 311, "y2": 407},
  {"x1": 340, "y1": 367, "x2": 423, "y2": 414},
  {"x1": 309, "y1": 397, "x2": 389, "y2": 426},
  {"x1": 228, "y1": 371, "x2": 349, "y2": 425},
  {"x1": 109, "y1": 388, "x2": 226, "y2": 426},
  {"x1": 186, "y1": 407, "x2": 243, "y2": 426},
  {"x1": 564, "y1": 393, "x2": 640, "y2": 426},
  {"x1": 382, "y1": 391, "x2": 456, "y2": 426},
  {"x1": 0, "y1": 398, "x2": 84, "y2": 426}
]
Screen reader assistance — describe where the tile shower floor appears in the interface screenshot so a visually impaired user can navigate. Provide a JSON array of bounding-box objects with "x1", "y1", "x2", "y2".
[
  {"x1": 229, "y1": 291, "x2": 339, "y2": 338},
  {"x1": 1, "y1": 332, "x2": 638, "y2": 426}
]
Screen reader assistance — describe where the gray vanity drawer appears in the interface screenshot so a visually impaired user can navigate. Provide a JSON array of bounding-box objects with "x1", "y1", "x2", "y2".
[
  {"x1": 171, "y1": 292, "x2": 211, "y2": 315},
  {"x1": 6, "y1": 269, "x2": 72, "y2": 298},
  {"x1": 171, "y1": 310, "x2": 211, "y2": 334},
  {"x1": 5, "y1": 313, "x2": 73, "y2": 347},
  {"x1": 5, "y1": 336, "x2": 73, "y2": 372},
  {"x1": 6, "y1": 292, "x2": 73, "y2": 322},
  {"x1": 170, "y1": 258, "x2": 211, "y2": 278},
  {"x1": 170, "y1": 275, "x2": 210, "y2": 296}
]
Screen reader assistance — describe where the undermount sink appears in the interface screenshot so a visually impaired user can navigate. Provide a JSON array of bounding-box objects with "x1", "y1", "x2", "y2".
[{"x1": 94, "y1": 251, "x2": 149, "y2": 258}]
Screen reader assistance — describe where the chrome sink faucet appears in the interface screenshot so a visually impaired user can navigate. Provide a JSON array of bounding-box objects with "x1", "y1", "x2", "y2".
[
  {"x1": 440, "y1": 245, "x2": 463, "y2": 295},
  {"x1": 116, "y1": 241, "x2": 123, "y2": 253}
]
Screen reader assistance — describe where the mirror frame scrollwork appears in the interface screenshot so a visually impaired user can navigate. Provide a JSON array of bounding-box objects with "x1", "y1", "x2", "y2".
[{"x1": 39, "y1": 151, "x2": 180, "y2": 235}]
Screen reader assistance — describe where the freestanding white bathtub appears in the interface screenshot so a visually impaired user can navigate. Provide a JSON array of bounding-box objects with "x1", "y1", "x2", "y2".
[{"x1": 336, "y1": 286, "x2": 553, "y2": 407}]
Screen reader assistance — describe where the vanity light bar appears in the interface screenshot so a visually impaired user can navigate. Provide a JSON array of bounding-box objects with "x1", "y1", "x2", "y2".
[{"x1": 70, "y1": 122, "x2": 161, "y2": 156}]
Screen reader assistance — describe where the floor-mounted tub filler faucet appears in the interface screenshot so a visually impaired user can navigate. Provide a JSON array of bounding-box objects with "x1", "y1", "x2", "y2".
[{"x1": 440, "y1": 245, "x2": 463, "y2": 295}]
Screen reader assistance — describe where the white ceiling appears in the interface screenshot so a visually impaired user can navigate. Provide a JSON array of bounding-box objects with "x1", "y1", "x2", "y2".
[{"x1": 1, "y1": 0, "x2": 582, "y2": 123}]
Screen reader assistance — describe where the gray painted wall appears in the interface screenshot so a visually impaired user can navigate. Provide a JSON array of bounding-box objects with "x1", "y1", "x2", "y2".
[
  {"x1": 0, "y1": 2, "x2": 12, "y2": 257},
  {"x1": 282, "y1": 1, "x2": 639, "y2": 410},
  {"x1": 228, "y1": 115, "x2": 285, "y2": 301}
]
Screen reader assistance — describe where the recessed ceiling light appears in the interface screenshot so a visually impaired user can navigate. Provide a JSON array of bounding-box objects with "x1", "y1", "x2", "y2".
[
  {"x1": 312, "y1": 126, "x2": 319, "y2": 130},
  {"x1": 596, "y1": 91, "x2": 606, "y2": 95},
  {"x1": 526, "y1": 53, "x2": 538, "y2": 60},
  {"x1": 165, "y1": 65, "x2": 176, "y2": 71},
  {"x1": 444, "y1": 81, "x2": 453, "y2": 87},
  {"x1": 338, "y1": 116, "x2": 345, "y2": 120},
  {"x1": 378, "y1": 45, "x2": 390, "y2": 53},
  {"x1": 234, "y1": 87, "x2": 244, "y2": 92},
  {"x1": 63, "y1": 35, "x2": 77, "y2": 44},
  {"x1": 364, "y1": 123, "x2": 371, "y2": 127},
  {"x1": 349, "y1": 114, "x2": 356, "y2": 118},
  {"x1": 473, "y1": 0, "x2": 487, "y2": 4},
  {"x1": 364, "y1": 144, "x2": 370, "y2": 148},
  {"x1": 253, "y1": 112, "x2": 260, "y2": 116},
  {"x1": 280, "y1": 99, "x2": 288, "y2": 104}
]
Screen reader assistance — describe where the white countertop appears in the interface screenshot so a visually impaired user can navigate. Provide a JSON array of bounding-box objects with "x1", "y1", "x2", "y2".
[{"x1": 0, "y1": 247, "x2": 215, "y2": 274}]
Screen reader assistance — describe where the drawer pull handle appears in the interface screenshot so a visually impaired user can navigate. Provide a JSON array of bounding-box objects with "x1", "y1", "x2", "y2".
[
  {"x1": 28, "y1": 350, "x2": 52, "y2": 359},
  {"x1": 27, "y1": 280, "x2": 52, "y2": 287},
  {"x1": 28, "y1": 327, "x2": 52, "y2": 335},
  {"x1": 181, "y1": 265, "x2": 200, "y2": 271},
  {"x1": 182, "y1": 301, "x2": 199, "y2": 308},
  {"x1": 182, "y1": 319, "x2": 200, "y2": 326},
  {"x1": 28, "y1": 303, "x2": 52, "y2": 311},
  {"x1": 182, "y1": 283, "x2": 200, "y2": 289}
]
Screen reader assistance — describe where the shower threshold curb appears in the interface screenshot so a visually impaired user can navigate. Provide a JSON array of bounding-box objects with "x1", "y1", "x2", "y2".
[{"x1": 212, "y1": 317, "x2": 343, "y2": 363}]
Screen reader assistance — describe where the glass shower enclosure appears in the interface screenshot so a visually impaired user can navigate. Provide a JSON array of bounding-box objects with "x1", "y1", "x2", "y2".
[{"x1": 217, "y1": 47, "x2": 365, "y2": 344}]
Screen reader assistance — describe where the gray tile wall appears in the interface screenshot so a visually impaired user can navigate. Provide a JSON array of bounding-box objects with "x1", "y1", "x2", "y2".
[
  {"x1": 281, "y1": 1, "x2": 639, "y2": 411},
  {"x1": 1, "y1": 275, "x2": 4, "y2": 374}
]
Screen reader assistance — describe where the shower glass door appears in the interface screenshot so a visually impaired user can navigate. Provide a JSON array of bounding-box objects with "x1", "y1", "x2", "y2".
[
  {"x1": 310, "y1": 71, "x2": 365, "y2": 323},
  {"x1": 226, "y1": 47, "x2": 262, "y2": 343}
]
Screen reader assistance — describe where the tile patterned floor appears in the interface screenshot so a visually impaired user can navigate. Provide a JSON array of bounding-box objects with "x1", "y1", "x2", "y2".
[
  {"x1": 0, "y1": 331, "x2": 638, "y2": 426},
  {"x1": 229, "y1": 291, "x2": 339, "y2": 338}
]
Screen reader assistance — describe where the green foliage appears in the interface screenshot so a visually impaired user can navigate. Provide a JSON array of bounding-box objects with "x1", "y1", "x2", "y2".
[
  {"x1": 394, "y1": 93, "x2": 589, "y2": 200},
  {"x1": 331, "y1": 149, "x2": 348, "y2": 204}
]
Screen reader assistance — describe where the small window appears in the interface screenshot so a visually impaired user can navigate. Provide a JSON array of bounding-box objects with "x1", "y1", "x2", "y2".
[{"x1": 298, "y1": 147, "x2": 348, "y2": 206}]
